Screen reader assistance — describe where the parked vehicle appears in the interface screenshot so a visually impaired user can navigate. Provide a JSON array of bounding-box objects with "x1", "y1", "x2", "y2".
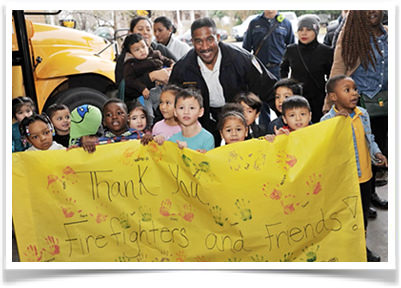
[
  {"x1": 231, "y1": 14, "x2": 258, "y2": 41},
  {"x1": 12, "y1": 10, "x2": 116, "y2": 113}
]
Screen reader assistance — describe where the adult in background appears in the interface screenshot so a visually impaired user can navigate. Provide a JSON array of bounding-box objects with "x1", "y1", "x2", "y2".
[
  {"x1": 115, "y1": 16, "x2": 177, "y2": 88},
  {"x1": 243, "y1": 10, "x2": 295, "y2": 79},
  {"x1": 169, "y1": 17, "x2": 277, "y2": 145},
  {"x1": 329, "y1": 10, "x2": 388, "y2": 226},
  {"x1": 154, "y1": 16, "x2": 191, "y2": 60},
  {"x1": 280, "y1": 15, "x2": 333, "y2": 123},
  {"x1": 323, "y1": 10, "x2": 348, "y2": 48}
]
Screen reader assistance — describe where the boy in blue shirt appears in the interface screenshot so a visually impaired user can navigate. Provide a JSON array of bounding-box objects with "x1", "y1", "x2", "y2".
[
  {"x1": 321, "y1": 75, "x2": 387, "y2": 262},
  {"x1": 168, "y1": 88, "x2": 214, "y2": 152}
]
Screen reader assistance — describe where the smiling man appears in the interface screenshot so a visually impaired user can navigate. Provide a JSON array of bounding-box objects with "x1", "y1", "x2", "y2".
[{"x1": 169, "y1": 17, "x2": 277, "y2": 145}]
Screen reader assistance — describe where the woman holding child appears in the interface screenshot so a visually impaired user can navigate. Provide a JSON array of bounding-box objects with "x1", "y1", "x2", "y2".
[{"x1": 115, "y1": 16, "x2": 177, "y2": 88}]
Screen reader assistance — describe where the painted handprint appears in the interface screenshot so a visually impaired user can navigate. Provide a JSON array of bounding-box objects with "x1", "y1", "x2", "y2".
[
  {"x1": 139, "y1": 205, "x2": 152, "y2": 222},
  {"x1": 234, "y1": 198, "x2": 252, "y2": 221},
  {"x1": 45, "y1": 235, "x2": 60, "y2": 256},
  {"x1": 160, "y1": 199, "x2": 175, "y2": 217},
  {"x1": 62, "y1": 166, "x2": 78, "y2": 185},
  {"x1": 60, "y1": 197, "x2": 83, "y2": 218},
  {"x1": 276, "y1": 150, "x2": 297, "y2": 171},
  {"x1": 262, "y1": 182, "x2": 283, "y2": 200},
  {"x1": 250, "y1": 254, "x2": 269, "y2": 262},
  {"x1": 89, "y1": 210, "x2": 108, "y2": 224},
  {"x1": 280, "y1": 251, "x2": 295, "y2": 262},
  {"x1": 179, "y1": 203, "x2": 194, "y2": 222},
  {"x1": 119, "y1": 212, "x2": 131, "y2": 229},
  {"x1": 147, "y1": 142, "x2": 163, "y2": 162},
  {"x1": 209, "y1": 205, "x2": 228, "y2": 227},
  {"x1": 121, "y1": 147, "x2": 138, "y2": 166},
  {"x1": 175, "y1": 250, "x2": 186, "y2": 262},
  {"x1": 24, "y1": 244, "x2": 44, "y2": 262},
  {"x1": 300, "y1": 243, "x2": 320, "y2": 262},
  {"x1": 47, "y1": 175, "x2": 64, "y2": 194},
  {"x1": 306, "y1": 173, "x2": 323, "y2": 196}
]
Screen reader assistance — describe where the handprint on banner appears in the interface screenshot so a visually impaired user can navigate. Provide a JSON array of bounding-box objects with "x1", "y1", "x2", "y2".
[
  {"x1": 60, "y1": 197, "x2": 83, "y2": 218},
  {"x1": 115, "y1": 255, "x2": 130, "y2": 262},
  {"x1": 159, "y1": 199, "x2": 176, "y2": 217},
  {"x1": 262, "y1": 182, "x2": 282, "y2": 200},
  {"x1": 121, "y1": 147, "x2": 149, "y2": 166},
  {"x1": 119, "y1": 212, "x2": 131, "y2": 229},
  {"x1": 195, "y1": 255, "x2": 210, "y2": 262},
  {"x1": 279, "y1": 251, "x2": 295, "y2": 262},
  {"x1": 24, "y1": 244, "x2": 45, "y2": 262},
  {"x1": 209, "y1": 205, "x2": 228, "y2": 227},
  {"x1": 227, "y1": 257, "x2": 242, "y2": 262},
  {"x1": 44, "y1": 235, "x2": 60, "y2": 256},
  {"x1": 179, "y1": 203, "x2": 194, "y2": 222},
  {"x1": 250, "y1": 254, "x2": 269, "y2": 262},
  {"x1": 61, "y1": 166, "x2": 78, "y2": 185},
  {"x1": 276, "y1": 150, "x2": 297, "y2": 172},
  {"x1": 147, "y1": 141, "x2": 163, "y2": 162},
  {"x1": 300, "y1": 243, "x2": 320, "y2": 262},
  {"x1": 139, "y1": 205, "x2": 152, "y2": 222},
  {"x1": 234, "y1": 198, "x2": 252, "y2": 221},
  {"x1": 181, "y1": 154, "x2": 211, "y2": 179},
  {"x1": 47, "y1": 175, "x2": 64, "y2": 194},
  {"x1": 228, "y1": 150, "x2": 266, "y2": 171},
  {"x1": 89, "y1": 205, "x2": 108, "y2": 224},
  {"x1": 306, "y1": 173, "x2": 323, "y2": 196},
  {"x1": 175, "y1": 250, "x2": 186, "y2": 262}
]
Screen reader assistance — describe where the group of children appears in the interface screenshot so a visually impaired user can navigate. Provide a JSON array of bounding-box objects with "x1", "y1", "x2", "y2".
[{"x1": 12, "y1": 73, "x2": 387, "y2": 262}]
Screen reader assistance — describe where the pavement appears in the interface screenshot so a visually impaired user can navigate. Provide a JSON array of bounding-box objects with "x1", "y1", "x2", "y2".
[{"x1": 366, "y1": 182, "x2": 388, "y2": 262}]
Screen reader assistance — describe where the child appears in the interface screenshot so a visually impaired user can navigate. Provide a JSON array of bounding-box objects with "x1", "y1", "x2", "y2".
[
  {"x1": 267, "y1": 78, "x2": 303, "y2": 134},
  {"x1": 234, "y1": 92, "x2": 266, "y2": 139},
  {"x1": 19, "y1": 113, "x2": 64, "y2": 151},
  {"x1": 321, "y1": 75, "x2": 387, "y2": 261},
  {"x1": 122, "y1": 33, "x2": 175, "y2": 119},
  {"x1": 128, "y1": 100, "x2": 151, "y2": 134},
  {"x1": 152, "y1": 85, "x2": 182, "y2": 140},
  {"x1": 168, "y1": 88, "x2": 214, "y2": 152},
  {"x1": 218, "y1": 111, "x2": 248, "y2": 145},
  {"x1": 12, "y1": 97, "x2": 36, "y2": 152},
  {"x1": 69, "y1": 104, "x2": 104, "y2": 153},
  {"x1": 45, "y1": 103, "x2": 71, "y2": 148},
  {"x1": 98, "y1": 99, "x2": 143, "y2": 145},
  {"x1": 265, "y1": 96, "x2": 312, "y2": 142}
]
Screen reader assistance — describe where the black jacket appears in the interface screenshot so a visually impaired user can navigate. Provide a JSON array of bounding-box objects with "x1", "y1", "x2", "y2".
[
  {"x1": 280, "y1": 39, "x2": 333, "y2": 122},
  {"x1": 169, "y1": 42, "x2": 277, "y2": 133}
]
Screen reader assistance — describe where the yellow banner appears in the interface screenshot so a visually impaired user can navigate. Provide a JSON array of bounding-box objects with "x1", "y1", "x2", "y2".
[{"x1": 12, "y1": 117, "x2": 366, "y2": 262}]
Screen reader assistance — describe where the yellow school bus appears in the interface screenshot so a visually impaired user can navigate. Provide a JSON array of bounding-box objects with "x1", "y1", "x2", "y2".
[{"x1": 12, "y1": 10, "x2": 116, "y2": 113}]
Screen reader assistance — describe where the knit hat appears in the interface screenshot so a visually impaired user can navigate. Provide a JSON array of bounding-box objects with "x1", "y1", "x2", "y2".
[
  {"x1": 297, "y1": 15, "x2": 320, "y2": 36},
  {"x1": 69, "y1": 104, "x2": 102, "y2": 146}
]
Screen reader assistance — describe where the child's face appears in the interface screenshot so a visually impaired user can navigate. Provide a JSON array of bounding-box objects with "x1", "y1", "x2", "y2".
[
  {"x1": 297, "y1": 27, "x2": 316, "y2": 44},
  {"x1": 103, "y1": 103, "x2": 128, "y2": 135},
  {"x1": 275, "y1": 87, "x2": 294, "y2": 113},
  {"x1": 15, "y1": 104, "x2": 33, "y2": 122},
  {"x1": 50, "y1": 108, "x2": 71, "y2": 134},
  {"x1": 27, "y1": 120, "x2": 53, "y2": 150},
  {"x1": 283, "y1": 107, "x2": 311, "y2": 131},
  {"x1": 239, "y1": 101, "x2": 260, "y2": 126},
  {"x1": 129, "y1": 108, "x2": 147, "y2": 131},
  {"x1": 331, "y1": 78, "x2": 359, "y2": 113},
  {"x1": 174, "y1": 97, "x2": 204, "y2": 127},
  {"x1": 220, "y1": 116, "x2": 248, "y2": 145},
  {"x1": 159, "y1": 91, "x2": 176, "y2": 120},
  {"x1": 129, "y1": 40, "x2": 149, "y2": 60}
]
